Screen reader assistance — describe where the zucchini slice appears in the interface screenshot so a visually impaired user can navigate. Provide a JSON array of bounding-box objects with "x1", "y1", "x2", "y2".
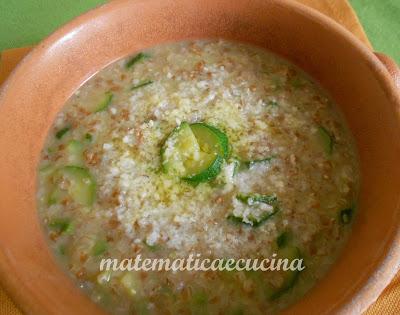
[
  {"x1": 265, "y1": 245, "x2": 302, "y2": 300},
  {"x1": 161, "y1": 122, "x2": 201, "y2": 175},
  {"x1": 92, "y1": 240, "x2": 108, "y2": 256},
  {"x1": 161, "y1": 122, "x2": 229, "y2": 183},
  {"x1": 39, "y1": 165, "x2": 62, "y2": 205},
  {"x1": 231, "y1": 157, "x2": 241, "y2": 176},
  {"x1": 55, "y1": 126, "x2": 70, "y2": 139},
  {"x1": 266, "y1": 100, "x2": 279, "y2": 107},
  {"x1": 66, "y1": 140, "x2": 84, "y2": 166},
  {"x1": 125, "y1": 52, "x2": 150, "y2": 69},
  {"x1": 131, "y1": 79, "x2": 153, "y2": 90},
  {"x1": 241, "y1": 235, "x2": 302, "y2": 301},
  {"x1": 317, "y1": 126, "x2": 334, "y2": 155},
  {"x1": 94, "y1": 91, "x2": 113, "y2": 113},
  {"x1": 190, "y1": 123, "x2": 229, "y2": 159},
  {"x1": 231, "y1": 156, "x2": 275, "y2": 173},
  {"x1": 190, "y1": 290, "x2": 209, "y2": 315},
  {"x1": 339, "y1": 208, "x2": 353, "y2": 224},
  {"x1": 48, "y1": 218, "x2": 74, "y2": 235},
  {"x1": 276, "y1": 231, "x2": 291, "y2": 249},
  {"x1": 228, "y1": 194, "x2": 279, "y2": 227},
  {"x1": 51, "y1": 166, "x2": 96, "y2": 206},
  {"x1": 84, "y1": 133, "x2": 93, "y2": 142},
  {"x1": 236, "y1": 194, "x2": 278, "y2": 205},
  {"x1": 241, "y1": 156, "x2": 275, "y2": 169}
]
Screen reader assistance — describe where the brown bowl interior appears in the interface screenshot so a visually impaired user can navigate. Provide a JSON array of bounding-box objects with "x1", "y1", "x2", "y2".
[{"x1": 0, "y1": 0, "x2": 400, "y2": 314}]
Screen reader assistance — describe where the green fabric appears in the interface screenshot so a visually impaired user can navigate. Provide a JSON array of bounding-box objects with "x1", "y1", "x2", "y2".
[
  {"x1": 350, "y1": 0, "x2": 400, "y2": 63},
  {"x1": 0, "y1": 1, "x2": 398, "y2": 63},
  {"x1": 0, "y1": 0, "x2": 106, "y2": 51}
]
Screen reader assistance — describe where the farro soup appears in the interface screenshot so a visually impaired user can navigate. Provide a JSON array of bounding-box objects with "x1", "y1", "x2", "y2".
[{"x1": 37, "y1": 40, "x2": 359, "y2": 314}]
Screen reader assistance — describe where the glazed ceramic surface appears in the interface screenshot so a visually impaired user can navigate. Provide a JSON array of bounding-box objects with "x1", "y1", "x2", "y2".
[{"x1": 0, "y1": 0, "x2": 399, "y2": 314}]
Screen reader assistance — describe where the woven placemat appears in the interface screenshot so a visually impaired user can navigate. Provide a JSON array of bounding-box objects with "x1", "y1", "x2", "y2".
[{"x1": 0, "y1": 1, "x2": 397, "y2": 314}]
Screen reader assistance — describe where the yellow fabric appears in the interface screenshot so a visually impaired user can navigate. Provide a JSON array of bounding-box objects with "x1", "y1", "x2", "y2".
[{"x1": 0, "y1": 1, "x2": 396, "y2": 314}]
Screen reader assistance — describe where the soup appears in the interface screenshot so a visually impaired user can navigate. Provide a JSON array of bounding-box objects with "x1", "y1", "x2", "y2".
[{"x1": 37, "y1": 40, "x2": 359, "y2": 314}]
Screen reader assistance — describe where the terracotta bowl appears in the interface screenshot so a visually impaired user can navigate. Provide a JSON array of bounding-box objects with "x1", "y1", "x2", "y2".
[{"x1": 0, "y1": 0, "x2": 399, "y2": 314}]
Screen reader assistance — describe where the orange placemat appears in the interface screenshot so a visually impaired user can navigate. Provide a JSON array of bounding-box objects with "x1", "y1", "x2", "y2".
[{"x1": 0, "y1": 1, "x2": 397, "y2": 314}]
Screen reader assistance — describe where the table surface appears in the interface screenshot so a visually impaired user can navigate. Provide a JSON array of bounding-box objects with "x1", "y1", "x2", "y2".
[{"x1": 0, "y1": 0, "x2": 399, "y2": 63}]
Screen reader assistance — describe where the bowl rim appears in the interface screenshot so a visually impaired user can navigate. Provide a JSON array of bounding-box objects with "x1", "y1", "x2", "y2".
[{"x1": 0, "y1": 0, "x2": 399, "y2": 314}]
